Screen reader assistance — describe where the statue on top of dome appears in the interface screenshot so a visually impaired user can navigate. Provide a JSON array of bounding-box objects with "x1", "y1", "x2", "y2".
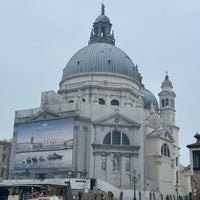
[{"x1": 101, "y1": 3, "x2": 105, "y2": 15}]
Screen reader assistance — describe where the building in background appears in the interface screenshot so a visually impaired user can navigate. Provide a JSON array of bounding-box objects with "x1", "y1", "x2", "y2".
[
  {"x1": 8, "y1": 4, "x2": 181, "y2": 199},
  {"x1": 179, "y1": 164, "x2": 192, "y2": 199},
  {"x1": 0, "y1": 140, "x2": 11, "y2": 182},
  {"x1": 187, "y1": 133, "x2": 200, "y2": 200}
]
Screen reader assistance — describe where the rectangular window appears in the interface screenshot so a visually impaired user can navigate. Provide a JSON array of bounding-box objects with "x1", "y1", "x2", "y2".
[
  {"x1": 176, "y1": 170, "x2": 179, "y2": 184},
  {"x1": 193, "y1": 150, "x2": 200, "y2": 169},
  {"x1": 3, "y1": 145, "x2": 6, "y2": 152},
  {"x1": 35, "y1": 173, "x2": 47, "y2": 180},
  {"x1": 2, "y1": 155, "x2": 6, "y2": 163},
  {"x1": 176, "y1": 157, "x2": 178, "y2": 167},
  {"x1": 0, "y1": 169, "x2": 5, "y2": 178}
]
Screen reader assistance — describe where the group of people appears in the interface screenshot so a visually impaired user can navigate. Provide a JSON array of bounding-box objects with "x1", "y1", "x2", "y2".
[
  {"x1": 78, "y1": 190, "x2": 124, "y2": 200},
  {"x1": 105, "y1": 191, "x2": 114, "y2": 200},
  {"x1": 106, "y1": 191, "x2": 123, "y2": 200}
]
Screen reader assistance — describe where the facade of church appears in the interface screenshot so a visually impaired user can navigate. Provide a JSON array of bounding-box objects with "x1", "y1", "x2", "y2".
[{"x1": 9, "y1": 4, "x2": 180, "y2": 198}]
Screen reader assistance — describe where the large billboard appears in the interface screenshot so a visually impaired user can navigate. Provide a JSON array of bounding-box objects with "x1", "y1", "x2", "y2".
[{"x1": 14, "y1": 118, "x2": 74, "y2": 170}]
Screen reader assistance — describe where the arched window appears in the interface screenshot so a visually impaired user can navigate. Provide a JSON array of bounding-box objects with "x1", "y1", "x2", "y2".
[
  {"x1": 99, "y1": 98, "x2": 105, "y2": 105},
  {"x1": 165, "y1": 98, "x2": 169, "y2": 106},
  {"x1": 103, "y1": 131, "x2": 130, "y2": 146},
  {"x1": 170, "y1": 99, "x2": 174, "y2": 108},
  {"x1": 103, "y1": 132, "x2": 111, "y2": 144},
  {"x1": 176, "y1": 170, "x2": 179, "y2": 183},
  {"x1": 68, "y1": 100, "x2": 74, "y2": 103},
  {"x1": 161, "y1": 99, "x2": 165, "y2": 107},
  {"x1": 111, "y1": 99, "x2": 119, "y2": 106},
  {"x1": 122, "y1": 133, "x2": 130, "y2": 145},
  {"x1": 153, "y1": 193, "x2": 156, "y2": 200},
  {"x1": 161, "y1": 143, "x2": 170, "y2": 157},
  {"x1": 150, "y1": 193, "x2": 152, "y2": 200}
]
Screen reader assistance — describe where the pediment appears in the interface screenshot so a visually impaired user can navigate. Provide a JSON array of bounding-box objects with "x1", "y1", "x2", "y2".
[
  {"x1": 147, "y1": 127, "x2": 175, "y2": 143},
  {"x1": 92, "y1": 112, "x2": 141, "y2": 128},
  {"x1": 27, "y1": 108, "x2": 62, "y2": 122}
]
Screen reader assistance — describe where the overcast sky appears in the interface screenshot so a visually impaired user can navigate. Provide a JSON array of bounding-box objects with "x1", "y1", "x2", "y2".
[{"x1": 0, "y1": 0, "x2": 199, "y2": 166}]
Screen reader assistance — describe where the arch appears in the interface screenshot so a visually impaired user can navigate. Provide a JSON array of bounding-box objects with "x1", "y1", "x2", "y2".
[
  {"x1": 122, "y1": 133, "x2": 130, "y2": 145},
  {"x1": 103, "y1": 131, "x2": 130, "y2": 146},
  {"x1": 68, "y1": 100, "x2": 74, "y2": 103},
  {"x1": 111, "y1": 99, "x2": 119, "y2": 106},
  {"x1": 99, "y1": 98, "x2": 105, "y2": 105},
  {"x1": 161, "y1": 143, "x2": 170, "y2": 157},
  {"x1": 103, "y1": 132, "x2": 111, "y2": 144}
]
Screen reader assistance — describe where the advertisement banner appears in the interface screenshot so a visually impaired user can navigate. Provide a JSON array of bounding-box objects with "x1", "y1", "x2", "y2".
[{"x1": 14, "y1": 118, "x2": 74, "y2": 170}]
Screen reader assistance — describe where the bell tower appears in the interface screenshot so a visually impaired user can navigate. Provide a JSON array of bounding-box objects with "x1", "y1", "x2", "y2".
[
  {"x1": 158, "y1": 73, "x2": 180, "y2": 194},
  {"x1": 158, "y1": 73, "x2": 176, "y2": 126}
]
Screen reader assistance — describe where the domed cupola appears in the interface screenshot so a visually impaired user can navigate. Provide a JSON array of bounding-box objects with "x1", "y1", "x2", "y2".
[
  {"x1": 89, "y1": 4, "x2": 115, "y2": 45},
  {"x1": 161, "y1": 73, "x2": 173, "y2": 89},
  {"x1": 60, "y1": 4, "x2": 143, "y2": 87},
  {"x1": 95, "y1": 4, "x2": 110, "y2": 23},
  {"x1": 141, "y1": 88, "x2": 158, "y2": 110}
]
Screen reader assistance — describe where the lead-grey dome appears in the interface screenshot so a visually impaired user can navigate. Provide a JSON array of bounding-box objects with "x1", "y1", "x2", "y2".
[
  {"x1": 95, "y1": 14, "x2": 110, "y2": 23},
  {"x1": 60, "y1": 4, "x2": 142, "y2": 85},
  {"x1": 161, "y1": 74, "x2": 173, "y2": 88},
  {"x1": 61, "y1": 43, "x2": 141, "y2": 83},
  {"x1": 141, "y1": 88, "x2": 158, "y2": 110},
  {"x1": 95, "y1": 3, "x2": 110, "y2": 23}
]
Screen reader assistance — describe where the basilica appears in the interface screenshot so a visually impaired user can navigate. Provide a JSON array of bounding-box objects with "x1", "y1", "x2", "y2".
[{"x1": 9, "y1": 4, "x2": 180, "y2": 200}]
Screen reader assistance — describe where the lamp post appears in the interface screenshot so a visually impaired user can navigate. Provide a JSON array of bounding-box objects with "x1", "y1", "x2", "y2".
[
  {"x1": 133, "y1": 170, "x2": 137, "y2": 200},
  {"x1": 130, "y1": 170, "x2": 141, "y2": 200}
]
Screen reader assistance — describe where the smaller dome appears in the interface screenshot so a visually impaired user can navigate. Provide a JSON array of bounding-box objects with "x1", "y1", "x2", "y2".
[
  {"x1": 141, "y1": 88, "x2": 158, "y2": 110},
  {"x1": 94, "y1": 4, "x2": 110, "y2": 24},
  {"x1": 95, "y1": 14, "x2": 110, "y2": 23},
  {"x1": 162, "y1": 74, "x2": 173, "y2": 88}
]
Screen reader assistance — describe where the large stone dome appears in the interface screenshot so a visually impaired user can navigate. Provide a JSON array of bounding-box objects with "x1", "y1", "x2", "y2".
[
  {"x1": 61, "y1": 43, "x2": 141, "y2": 83},
  {"x1": 60, "y1": 4, "x2": 142, "y2": 85}
]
